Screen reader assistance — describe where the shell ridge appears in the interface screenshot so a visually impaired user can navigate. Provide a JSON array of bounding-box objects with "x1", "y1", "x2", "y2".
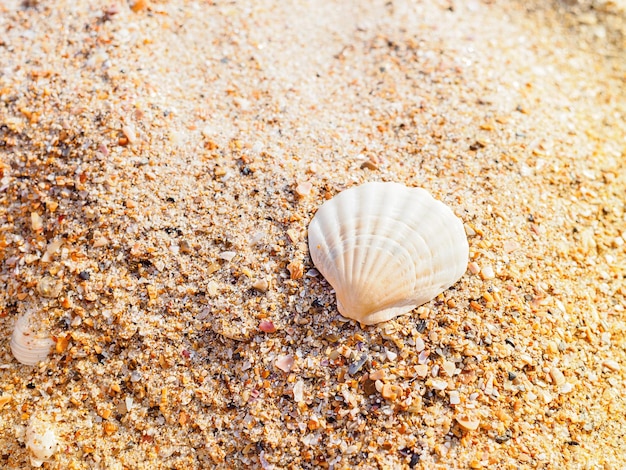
[
  {"x1": 344, "y1": 184, "x2": 419, "y2": 314},
  {"x1": 307, "y1": 182, "x2": 468, "y2": 325},
  {"x1": 312, "y1": 208, "x2": 345, "y2": 293},
  {"x1": 342, "y1": 184, "x2": 428, "y2": 318},
  {"x1": 346, "y1": 185, "x2": 372, "y2": 296}
]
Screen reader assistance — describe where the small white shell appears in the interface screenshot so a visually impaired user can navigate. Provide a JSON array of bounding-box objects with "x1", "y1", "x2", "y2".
[
  {"x1": 26, "y1": 418, "x2": 59, "y2": 467},
  {"x1": 308, "y1": 182, "x2": 468, "y2": 325},
  {"x1": 10, "y1": 313, "x2": 55, "y2": 366}
]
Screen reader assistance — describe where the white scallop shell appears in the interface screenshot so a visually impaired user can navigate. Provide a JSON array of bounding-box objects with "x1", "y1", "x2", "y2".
[
  {"x1": 308, "y1": 182, "x2": 468, "y2": 325},
  {"x1": 10, "y1": 313, "x2": 54, "y2": 366}
]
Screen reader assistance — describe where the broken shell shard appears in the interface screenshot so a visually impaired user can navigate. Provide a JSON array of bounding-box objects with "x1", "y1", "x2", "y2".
[
  {"x1": 307, "y1": 182, "x2": 468, "y2": 325},
  {"x1": 10, "y1": 313, "x2": 55, "y2": 366}
]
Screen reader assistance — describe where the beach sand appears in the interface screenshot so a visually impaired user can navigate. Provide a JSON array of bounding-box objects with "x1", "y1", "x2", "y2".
[{"x1": 0, "y1": 0, "x2": 625, "y2": 468}]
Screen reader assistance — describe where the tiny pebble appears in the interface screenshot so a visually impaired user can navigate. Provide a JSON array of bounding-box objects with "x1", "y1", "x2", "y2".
[
  {"x1": 93, "y1": 236, "x2": 109, "y2": 248},
  {"x1": 550, "y1": 366, "x2": 566, "y2": 386},
  {"x1": 519, "y1": 354, "x2": 533, "y2": 366},
  {"x1": 293, "y1": 380, "x2": 304, "y2": 403},
  {"x1": 369, "y1": 370, "x2": 385, "y2": 381},
  {"x1": 259, "y1": 320, "x2": 276, "y2": 333},
  {"x1": 348, "y1": 354, "x2": 368, "y2": 375},
  {"x1": 207, "y1": 281, "x2": 219, "y2": 297},
  {"x1": 442, "y1": 360, "x2": 456, "y2": 377},
  {"x1": 286, "y1": 229, "x2": 299, "y2": 243},
  {"x1": 415, "y1": 337, "x2": 425, "y2": 352},
  {"x1": 122, "y1": 124, "x2": 137, "y2": 144},
  {"x1": 602, "y1": 359, "x2": 620, "y2": 371},
  {"x1": 295, "y1": 181, "x2": 313, "y2": 198},
  {"x1": 430, "y1": 379, "x2": 448, "y2": 391},
  {"x1": 37, "y1": 277, "x2": 63, "y2": 298},
  {"x1": 414, "y1": 364, "x2": 429, "y2": 378},
  {"x1": 418, "y1": 350, "x2": 429, "y2": 364},
  {"x1": 31, "y1": 212, "x2": 43, "y2": 231},
  {"x1": 480, "y1": 264, "x2": 496, "y2": 280},
  {"x1": 381, "y1": 383, "x2": 403, "y2": 401},
  {"x1": 219, "y1": 251, "x2": 236, "y2": 262},
  {"x1": 275, "y1": 355, "x2": 294, "y2": 373},
  {"x1": 449, "y1": 390, "x2": 461, "y2": 405},
  {"x1": 468, "y1": 262, "x2": 481, "y2": 275},
  {"x1": 503, "y1": 240, "x2": 519, "y2": 253},
  {"x1": 252, "y1": 279, "x2": 269, "y2": 292}
]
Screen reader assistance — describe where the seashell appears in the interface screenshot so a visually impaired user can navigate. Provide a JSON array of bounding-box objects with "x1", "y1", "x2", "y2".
[
  {"x1": 26, "y1": 417, "x2": 59, "y2": 467},
  {"x1": 10, "y1": 313, "x2": 55, "y2": 366},
  {"x1": 307, "y1": 182, "x2": 468, "y2": 325}
]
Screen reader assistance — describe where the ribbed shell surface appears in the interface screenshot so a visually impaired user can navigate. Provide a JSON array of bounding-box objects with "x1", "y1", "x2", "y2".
[
  {"x1": 308, "y1": 182, "x2": 468, "y2": 325},
  {"x1": 10, "y1": 313, "x2": 54, "y2": 366}
]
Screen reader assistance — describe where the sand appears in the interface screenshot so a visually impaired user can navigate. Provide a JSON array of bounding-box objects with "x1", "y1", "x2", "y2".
[{"x1": 0, "y1": 0, "x2": 625, "y2": 468}]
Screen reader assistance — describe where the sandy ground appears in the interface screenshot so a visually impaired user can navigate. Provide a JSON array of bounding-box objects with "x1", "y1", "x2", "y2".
[{"x1": 0, "y1": 0, "x2": 625, "y2": 468}]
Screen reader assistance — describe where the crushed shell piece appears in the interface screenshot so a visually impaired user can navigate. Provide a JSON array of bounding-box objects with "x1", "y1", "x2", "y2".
[{"x1": 456, "y1": 414, "x2": 480, "y2": 431}]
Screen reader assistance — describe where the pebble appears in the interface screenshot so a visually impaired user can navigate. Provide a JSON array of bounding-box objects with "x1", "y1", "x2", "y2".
[
  {"x1": 295, "y1": 181, "x2": 313, "y2": 198},
  {"x1": 92, "y1": 236, "x2": 109, "y2": 248},
  {"x1": 430, "y1": 379, "x2": 448, "y2": 391},
  {"x1": 480, "y1": 264, "x2": 496, "y2": 280},
  {"x1": 31, "y1": 212, "x2": 43, "y2": 231},
  {"x1": 219, "y1": 251, "x2": 237, "y2": 262},
  {"x1": 415, "y1": 337, "x2": 426, "y2": 352},
  {"x1": 122, "y1": 124, "x2": 137, "y2": 144},
  {"x1": 286, "y1": 229, "x2": 299, "y2": 243},
  {"x1": 179, "y1": 240, "x2": 192, "y2": 253},
  {"x1": 369, "y1": 369, "x2": 385, "y2": 381},
  {"x1": 519, "y1": 354, "x2": 533, "y2": 366},
  {"x1": 207, "y1": 281, "x2": 219, "y2": 297},
  {"x1": 348, "y1": 354, "x2": 368, "y2": 375},
  {"x1": 41, "y1": 239, "x2": 63, "y2": 262},
  {"x1": 442, "y1": 360, "x2": 456, "y2": 377},
  {"x1": 259, "y1": 320, "x2": 276, "y2": 333},
  {"x1": 449, "y1": 390, "x2": 461, "y2": 405},
  {"x1": 275, "y1": 355, "x2": 294, "y2": 373},
  {"x1": 0, "y1": 395, "x2": 12, "y2": 410},
  {"x1": 360, "y1": 159, "x2": 378, "y2": 170},
  {"x1": 293, "y1": 380, "x2": 305, "y2": 403},
  {"x1": 503, "y1": 240, "x2": 519, "y2": 253},
  {"x1": 252, "y1": 279, "x2": 269, "y2": 292},
  {"x1": 549, "y1": 366, "x2": 566, "y2": 386},
  {"x1": 468, "y1": 262, "x2": 481, "y2": 275},
  {"x1": 381, "y1": 383, "x2": 403, "y2": 401},
  {"x1": 414, "y1": 364, "x2": 429, "y2": 378},
  {"x1": 602, "y1": 359, "x2": 620, "y2": 372}
]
